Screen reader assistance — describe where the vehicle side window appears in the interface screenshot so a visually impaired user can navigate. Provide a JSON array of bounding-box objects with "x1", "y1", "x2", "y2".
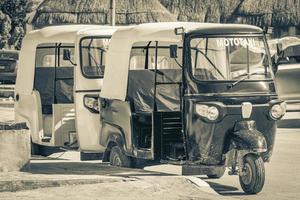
[
  {"x1": 35, "y1": 43, "x2": 74, "y2": 68},
  {"x1": 128, "y1": 41, "x2": 182, "y2": 112},
  {"x1": 80, "y1": 37, "x2": 110, "y2": 78},
  {"x1": 129, "y1": 41, "x2": 182, "y2": 70},
  {"x1": 283, "y1": 45, "x2": 300, "y2": 64}
]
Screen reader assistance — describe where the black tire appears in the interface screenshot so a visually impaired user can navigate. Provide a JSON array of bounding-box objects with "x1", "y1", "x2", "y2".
[
  {"x1": 31, "y1": 142, "x2": 61, "y2": 157},
  {"x1": 132, "y1": 158, "x2": 149, "y2": 169},
  {"x1": 31, "y1": 142, "x2": 41, "y2": 155},
  {"x1": 239, "y1": 154, "x2": 265, "y2": 194},
  {"x1": 207, "y1": 167, "x2": 226, "y2": 179},
  {"x1": 109, "y1": 146, "x2": 132, "y2": 168}
]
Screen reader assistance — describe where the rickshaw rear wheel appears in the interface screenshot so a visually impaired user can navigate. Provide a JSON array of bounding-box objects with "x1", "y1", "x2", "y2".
[
  {"x1": 207, "y1": 167, "x2": 226, "y2": 179},
  {"x1": 109, "y1": 146, "x2": 132, "y2": 168},
  {"x1": 31, "y1": 141, "x2": 41, "y2": 155},
  {"x1": 239, "y1": 154, "x2": 265, "y2": 194},
  {"x1": 31, "y1": 141, "x2": 54, "y2": 157},
  {"x1": 132, "y1": 158, "x2": 148, "y2": 169}
]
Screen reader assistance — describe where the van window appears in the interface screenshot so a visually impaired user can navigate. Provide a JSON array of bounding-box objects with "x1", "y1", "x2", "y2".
[
  {"x1": 35, "y1": 43, "x2": 74, "y2": 68},
  {"x1": 129, "y1": 41, "x2": 182, "y2": 70},
  {"x1": 80, "y1": 37, "x2": 110, "y2": 78}
]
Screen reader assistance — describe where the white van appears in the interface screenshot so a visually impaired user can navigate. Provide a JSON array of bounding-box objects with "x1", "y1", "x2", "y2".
[{"x1": 14, "y1": 25, "x2": 118, "y2": 157}]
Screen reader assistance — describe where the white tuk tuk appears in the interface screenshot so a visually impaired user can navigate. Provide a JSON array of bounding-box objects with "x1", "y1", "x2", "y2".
[{"x1": 15, "y1": 25, "x2": 118, "y2": 157}]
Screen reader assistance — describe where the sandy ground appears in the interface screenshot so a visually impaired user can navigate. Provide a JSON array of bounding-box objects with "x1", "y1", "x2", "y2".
[
  {"x1": 0, "y1": 156, "x2": 231, "y2": 200},
  {"x1": 0, "y1": 177, "x2": 233, "y2": 200}
]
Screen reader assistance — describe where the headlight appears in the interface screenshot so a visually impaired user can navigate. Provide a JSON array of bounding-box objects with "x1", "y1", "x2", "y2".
[
  {"x1": 270, "y1": 102, "x2": 286, "y2": 120},
  {"x1": 84, "y1": 96, "x2": 100, "y2": 113},
  {"x1": 207, "y1": 106, "x2": 219, "y2": 121},
  {"x1": 195, "y1": 104, "x2": 219, "y2": 121}
]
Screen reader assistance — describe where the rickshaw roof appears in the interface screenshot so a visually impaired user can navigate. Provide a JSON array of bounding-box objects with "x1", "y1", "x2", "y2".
[
  {"x1": 111, "y1": 22, "x2": 262, "y2": 40},
  {"x1": 23, "y1": 24, "x2": 120, "y2": 44},
  {"x1": 101, "y1": 22, "x2": 263, "y2": 101}
]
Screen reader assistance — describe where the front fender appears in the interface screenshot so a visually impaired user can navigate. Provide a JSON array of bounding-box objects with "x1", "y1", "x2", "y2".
[
  {"x1": 231, "y1": 120, "x2": 267, "y2": 153},
  {"x1": 100, "y1": 122, "x2": 130, "y2": 162},
  {"x1": 100, "y1": 122, "x2": 134, "y2": 155},
  {"x1": 100, "y1": 122, "x2": 125, "y2": 148}
]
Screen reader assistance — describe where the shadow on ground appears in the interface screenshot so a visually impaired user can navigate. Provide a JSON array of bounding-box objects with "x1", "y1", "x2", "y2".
[
  {"x1": 28, "y1": 161, "x2": 174, "y2": 177},
  {"x1": 205, "y1": 181, "x2": 250, "y2": 196}
]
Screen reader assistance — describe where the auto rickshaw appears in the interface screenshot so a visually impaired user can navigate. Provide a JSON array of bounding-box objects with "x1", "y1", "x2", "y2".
[
  {"x1": 14, "y1": 25, "x2": 119, "y2": 158},
  {"x1": 99, "y1": 22, "x2": 286, "y2": 194},
  {"x1": 0, "y1": 49, "x2": 19, "y2": 84}
]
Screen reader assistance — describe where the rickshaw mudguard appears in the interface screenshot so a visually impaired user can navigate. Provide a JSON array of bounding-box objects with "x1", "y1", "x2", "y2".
[
  {"x1": 231, "y1": 120, "x2": 267, "y2": 152},
  {"x1": 100, "y1": 122, "x2": 130, "y2": 162}
]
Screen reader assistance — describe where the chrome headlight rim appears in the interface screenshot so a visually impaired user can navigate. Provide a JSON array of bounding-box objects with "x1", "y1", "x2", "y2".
[
  {"x1": 269, "y1": 102, "x2": 286, "y2": 120},
  {"x1": 83, "y1": 95, "x2": 100, "y2": 113},
  {"x1": 195, "y1": 103, "x2": 224, "y2": 122}
]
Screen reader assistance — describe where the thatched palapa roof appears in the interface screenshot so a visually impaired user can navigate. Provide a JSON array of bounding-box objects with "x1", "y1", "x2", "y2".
[
  {"x1": 32, "y1": 0, "x2": 300, "y2": 28},
  {"x1": 160, "y1": 0, "x2": 300, "y2": 27},
  {"x1": 159, "y1": 0, "x2": 221, "y2": 23},
  {"x1": 32, "y1": 0, "x2": 176, "y2": 28},
  {"x1": 232, "y1": 0, "x2": 300, "y2": 27}
]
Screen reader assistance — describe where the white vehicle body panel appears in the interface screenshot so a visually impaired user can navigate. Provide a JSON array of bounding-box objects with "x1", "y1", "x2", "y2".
[{"x1": 75, "y1": 28, "x2": 118, "y2": 152}]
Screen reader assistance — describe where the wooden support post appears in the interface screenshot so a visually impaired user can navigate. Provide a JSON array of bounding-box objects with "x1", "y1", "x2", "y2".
[{"x1": 110, "y1": 0, "x2": 116, "y2": 26}]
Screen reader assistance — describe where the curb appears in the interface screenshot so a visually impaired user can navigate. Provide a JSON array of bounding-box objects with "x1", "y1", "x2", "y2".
[
  {"x1": 0, "y1": 176, "x2": 136, "y2": 192},
  {"x1": 184, "y1": 176, "x2": 218, "y2": 195}
]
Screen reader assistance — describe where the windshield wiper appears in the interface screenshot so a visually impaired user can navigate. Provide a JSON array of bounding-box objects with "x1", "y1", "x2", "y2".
[
  {"x1": 87, "y1": 50, "x2": 103, "y2": 75},
  {"x1": 227, "y1": 71, "x2": 267, "y2": 89},
  {"x1": 195, "y1": 49, "x2": 226, "y2": 79}
]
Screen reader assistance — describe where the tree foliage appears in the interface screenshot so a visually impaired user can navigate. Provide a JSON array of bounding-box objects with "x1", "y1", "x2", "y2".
[{"x1": 0, "y1": 0, "x2": 33, "y2": 49}]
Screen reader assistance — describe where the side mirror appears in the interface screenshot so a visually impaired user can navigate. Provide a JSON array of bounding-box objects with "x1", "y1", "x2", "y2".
[
  {"x1": 272, "y1": 44, "x2": 285, "y2": 75},
  {"x1": 170, "y1": 45, "x2": 178, "y2": 58},
  {"x1": 276, "y1": 44, "x2": 284, "y2": 58},
  {"x1": 63, "y1": 49, "x2": 71, "y2": 61},
  {"x1": 62, "y1": 49, "x2": 76, "y2": 66}
]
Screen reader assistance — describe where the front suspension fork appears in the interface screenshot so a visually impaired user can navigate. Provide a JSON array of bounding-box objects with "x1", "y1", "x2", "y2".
[{"x1": 228, "y1": 149, "x2": 252, "y2": 176}]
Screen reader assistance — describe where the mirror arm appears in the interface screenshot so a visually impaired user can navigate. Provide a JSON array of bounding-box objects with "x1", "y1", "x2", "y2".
[{"x1": 68, "y1": 59, "x2": 77, "y2": 66}]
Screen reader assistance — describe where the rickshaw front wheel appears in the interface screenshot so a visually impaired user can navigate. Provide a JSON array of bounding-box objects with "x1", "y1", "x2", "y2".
[
  {"x1": 239, "y1": 154, "x2": 265, "y2": 194},
  {"x1": 109, "y1": 146, "x2": 132, "y2": 168}
]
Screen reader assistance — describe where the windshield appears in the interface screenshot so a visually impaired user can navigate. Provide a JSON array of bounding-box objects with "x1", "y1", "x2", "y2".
[
  {"x1": 190, "y1": 36, "x2": 272, "y2": 81},
  {"x1": 80, "y1": 37, "x2": 110, "y2": 78}
]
